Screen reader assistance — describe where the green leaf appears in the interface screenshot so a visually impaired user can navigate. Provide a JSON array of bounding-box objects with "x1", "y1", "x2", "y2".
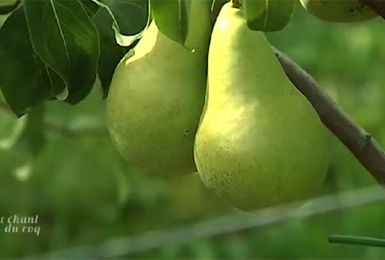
[
  {"x1": 150, "y1": 0, "x2": 191, "y2": 45},
  {"x1": 91, "y1": 0, "x2": 148, "y2": 95},
  {"x1": 0, "y1": 7, "x2": 52, "y2": 116},
  {"x1": 0, "y1": 0, "x2": 20, "y2": 15},
  {"x1": 80, "y1": 0, "x2": 101, "y2": 17},
  {"x1": 91, "y1": 0, "x2": 149, "y2": 47},
  {"x1": 93, "y1": 8, "x2": 130, "y2": 97},
  {"x1": 23, "y1": 0, "x2": 100, "y2": 104},
  {"x1": 0, "y1": 15, "x2": 6, "y2": 27},
  {"x1": 103, "y1": 0, "x2": 148, "y2": 35},
  {"x1": 244, "y1": 0, "x2": 296, "y2": 32}
]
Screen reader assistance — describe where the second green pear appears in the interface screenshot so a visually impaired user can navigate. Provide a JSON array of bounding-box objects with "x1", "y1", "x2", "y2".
[
  {"x1": 194, "y1": 3, "x2": 329, "y2": 211},
  {"x1": 106, "y1": 1, "x2": 212, "y2": 175},
  {"x1": 300, "y1": 0, "x2": 376, "y2": 22}
]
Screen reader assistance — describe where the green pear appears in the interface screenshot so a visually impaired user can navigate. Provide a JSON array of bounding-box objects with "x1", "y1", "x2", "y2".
[
  {"x1": 194, "y1": 3, "x2": 330, "y2": 211},
  {"x1": 300, "y1": 0, "x2": 376, "y2": 22},
  {"x1": 106, "y1": 1, "x2": 212, "y2": 176}
]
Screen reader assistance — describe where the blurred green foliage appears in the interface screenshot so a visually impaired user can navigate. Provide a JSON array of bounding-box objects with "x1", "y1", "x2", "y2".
[{"x1": 1, "y1": 6, "x2": 385, "y2": 259}]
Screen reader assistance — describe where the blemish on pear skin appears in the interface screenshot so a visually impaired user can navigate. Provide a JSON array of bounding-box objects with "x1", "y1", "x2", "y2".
[{"x1": 183, "y1": 129, "x2": 191, "y2": 137}]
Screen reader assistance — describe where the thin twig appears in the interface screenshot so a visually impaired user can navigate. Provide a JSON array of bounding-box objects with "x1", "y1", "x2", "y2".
[{"x1": 275, "y1": 49, "x2": 385, "y2": 186}]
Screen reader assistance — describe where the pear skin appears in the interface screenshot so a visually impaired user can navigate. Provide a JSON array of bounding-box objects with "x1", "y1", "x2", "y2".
[
  {"x1": 300, "y1": 0, "x2": 376, "y2": 22},
  {"x1": 194, "y1": 3, "x2": 329, "y2": 211},
  {"x1": 106, "y1": 1, "x2": 212, "y2": 176}
]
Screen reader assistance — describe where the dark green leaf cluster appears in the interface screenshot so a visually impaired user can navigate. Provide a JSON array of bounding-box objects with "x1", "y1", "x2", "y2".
[{"x1": 0, "y1": 0, "x2": 148, "y2": 116}]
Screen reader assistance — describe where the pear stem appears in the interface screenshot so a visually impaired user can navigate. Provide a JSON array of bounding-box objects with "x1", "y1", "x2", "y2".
[
  {"x1": 231, "y1": 0, "x2": 242, "y2": 8},
  {"x1": 275, "y1": 49, "x2": 385, "y2": 186}
]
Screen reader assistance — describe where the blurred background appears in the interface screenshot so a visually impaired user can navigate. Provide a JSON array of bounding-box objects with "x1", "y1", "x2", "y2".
[{"x1": 1, "y1": 3, "x2": 385, "y2": 259}]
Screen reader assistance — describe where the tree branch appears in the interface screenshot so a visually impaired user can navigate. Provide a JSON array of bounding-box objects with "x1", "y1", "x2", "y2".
[
  {"x1": 361, "y1": 0, "x2": 385, "y2": 20},
  {"x1": 275, "y1": 49, "x2": 385, "y2": 186}
]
